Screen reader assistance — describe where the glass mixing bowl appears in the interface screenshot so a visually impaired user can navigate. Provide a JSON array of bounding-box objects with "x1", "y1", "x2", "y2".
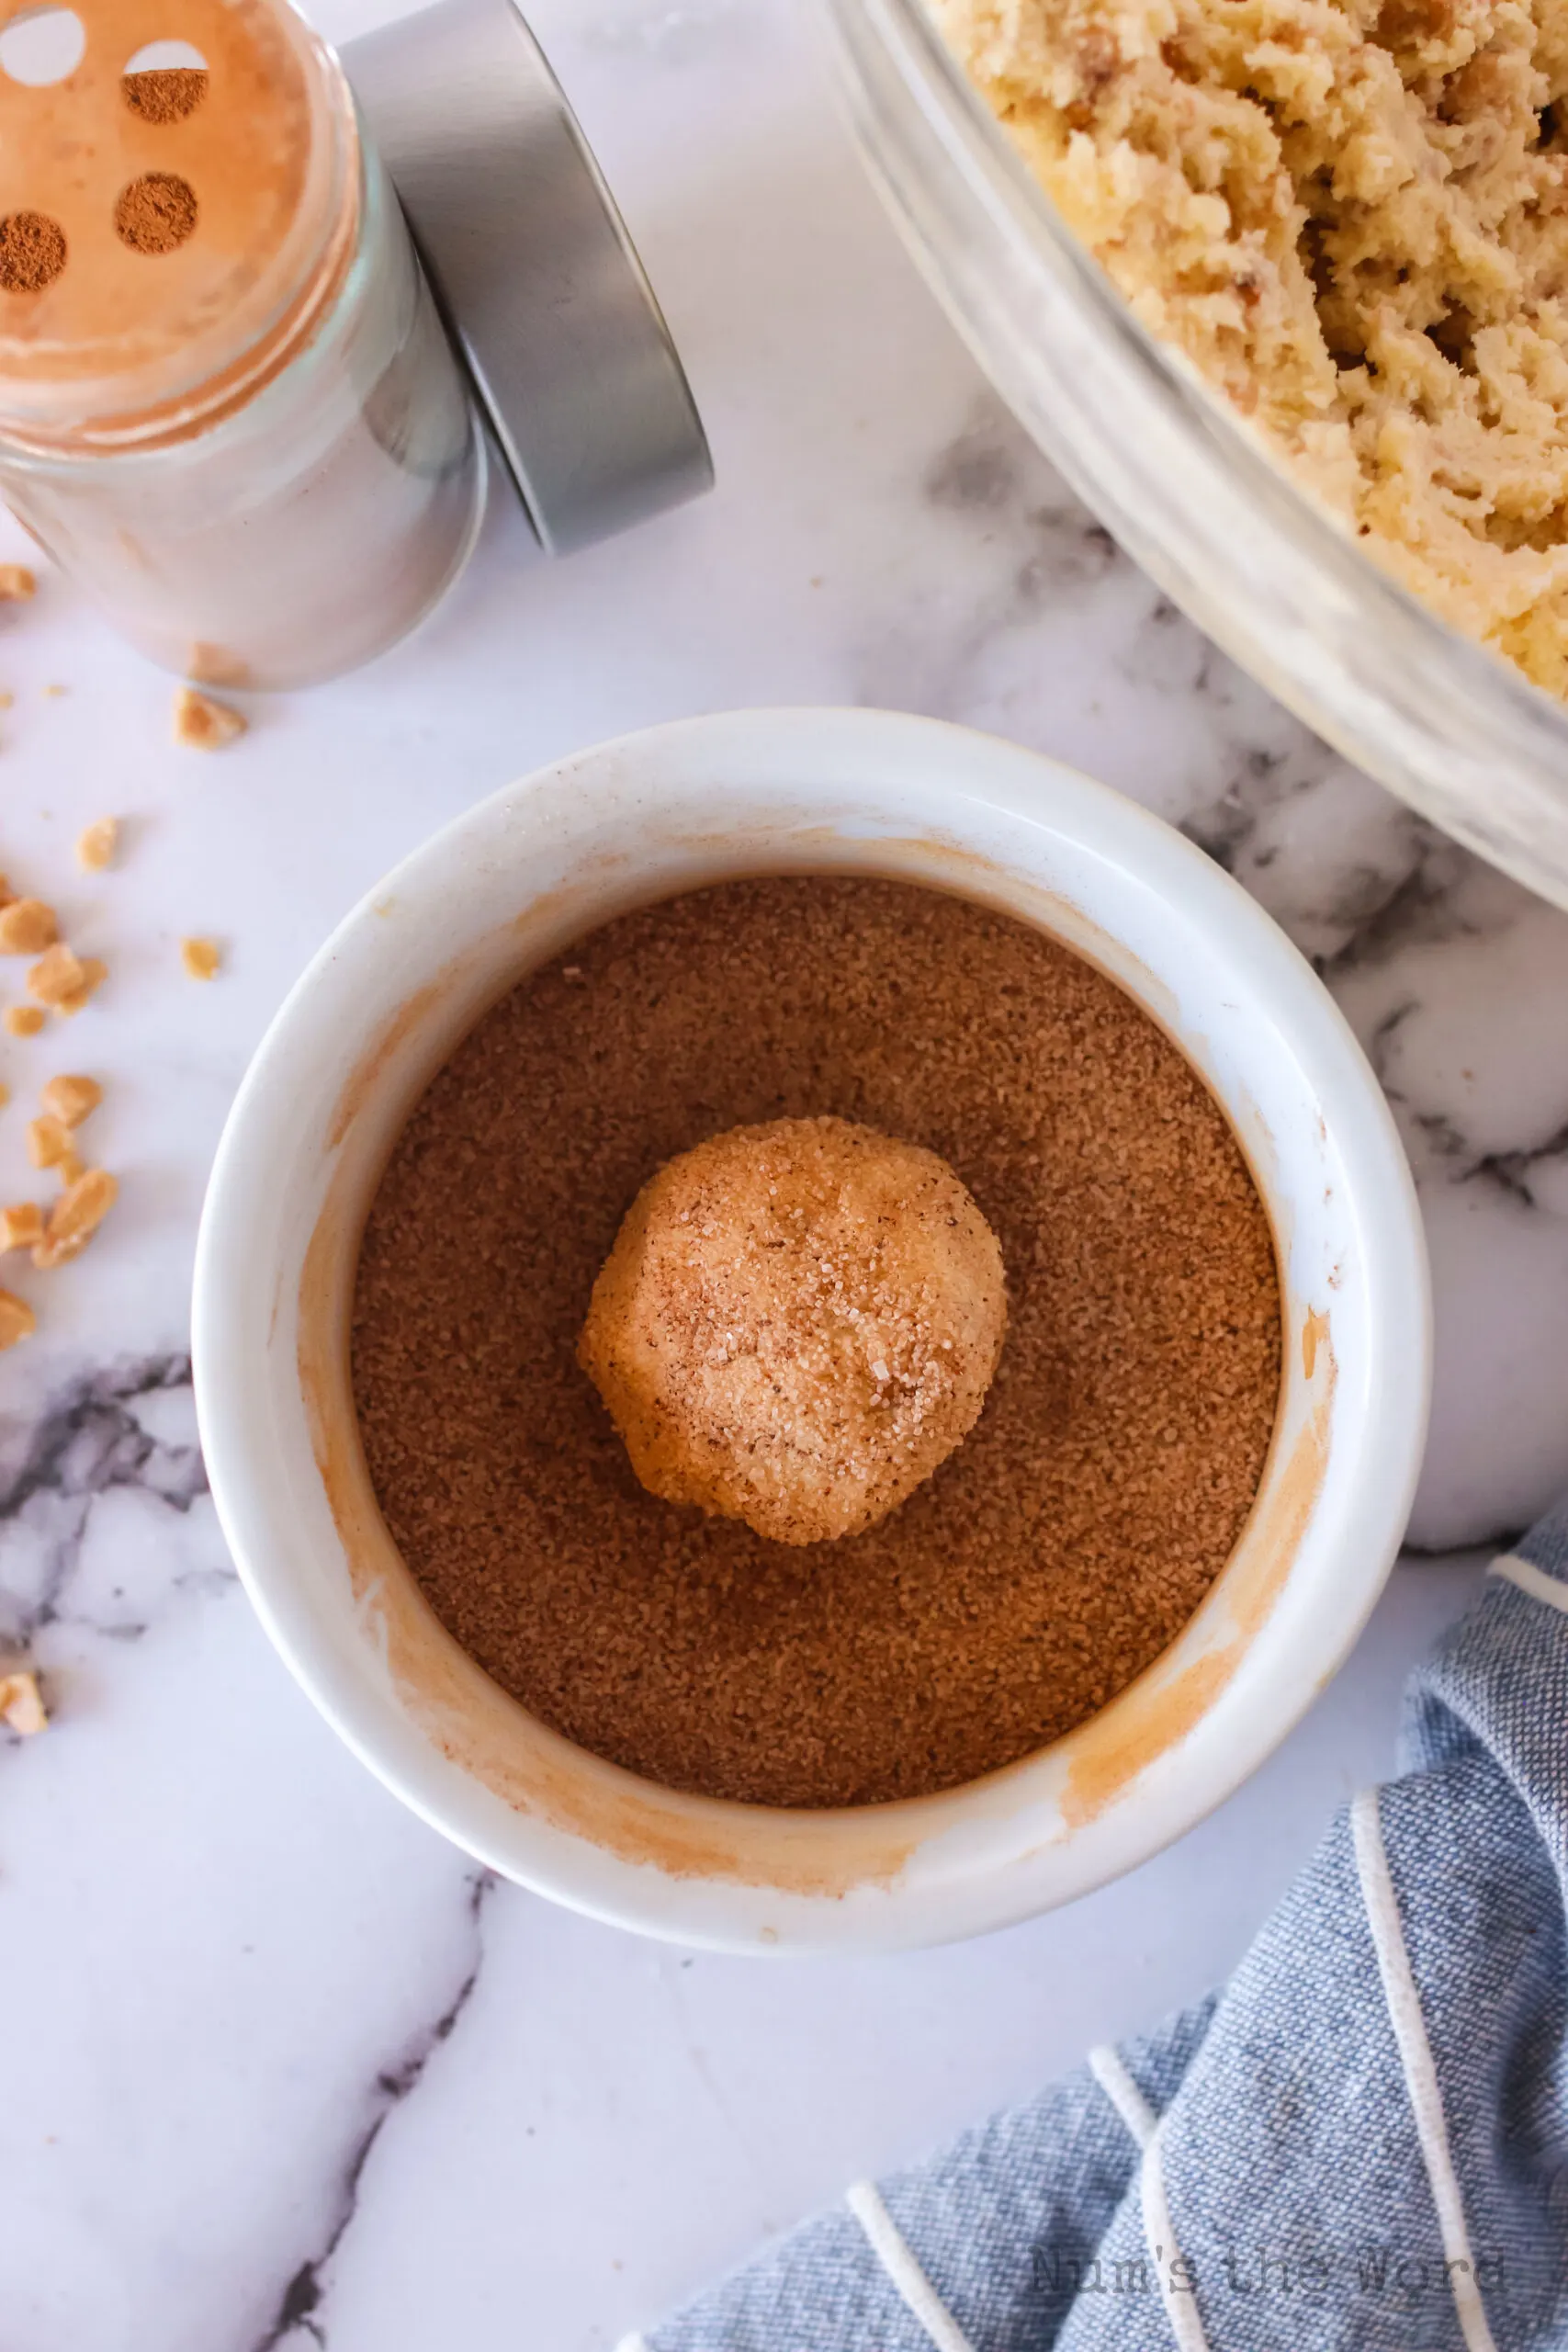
[{"x1": 822, "y1": 0, "x2": 1568, "y2": 910}]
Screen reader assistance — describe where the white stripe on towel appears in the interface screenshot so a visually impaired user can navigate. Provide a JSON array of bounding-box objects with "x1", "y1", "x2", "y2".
[
  {"x1": 612, "y1": 2335, "x2": 650, "y2": 2352},
  {"x1": 1351, "y1": 1787, "x2": 1501, "y2": 2352},
  {"x1": 1089, "y1": 2042, "x2": 1156, "y2": 2146},
  {"x1": 1141, "y1": 2141, "x2": 1211, "y2": 2352},
  {"x1": 1491, "y1": 1552, "x2": 1568, "y2": 1614},
  {"x1": 846, "y1": 2177, "x2": 976, "y2": 2352},
  {"x1": 1089, "y1": 2045, "x2": 1211, "y2": 2352}
]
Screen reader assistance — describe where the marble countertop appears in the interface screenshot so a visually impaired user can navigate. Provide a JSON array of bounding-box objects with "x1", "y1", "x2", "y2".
[{"x1": 3, "y1": 1, "x2": 1567, "y2": 2345}]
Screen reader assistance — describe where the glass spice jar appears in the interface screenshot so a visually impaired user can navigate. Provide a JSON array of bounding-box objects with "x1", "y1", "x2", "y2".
[{"x1": 0, "y1": 0, "x2": 482, "y2": 689}]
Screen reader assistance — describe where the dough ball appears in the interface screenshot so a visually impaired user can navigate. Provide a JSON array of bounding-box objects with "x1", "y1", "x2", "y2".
[{"x1": 579, "y1": 1114, "x2": 1007, "y2": 1545}]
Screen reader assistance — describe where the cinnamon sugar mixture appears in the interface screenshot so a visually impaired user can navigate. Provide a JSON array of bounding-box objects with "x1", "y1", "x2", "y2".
[{"x1": 352, "y1": 877, "x2": 1281, "y2": 1808}]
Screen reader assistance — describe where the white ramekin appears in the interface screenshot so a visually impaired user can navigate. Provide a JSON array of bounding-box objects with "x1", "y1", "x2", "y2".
[{"x1": 193, "y1": 709, "x2": 1431, "y2": 1953}]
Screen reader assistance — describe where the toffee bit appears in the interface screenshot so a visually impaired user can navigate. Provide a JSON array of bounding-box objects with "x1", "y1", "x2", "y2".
[
  {"x1": 39, "y1": 1073, "x2": 101, "y2": 1129},
  {"x1": 33, "y1": 1166, "x2": 117, "y2": 1269},
  {"x1": 0, "y1": 1289, "x2": 36, "y2": 1351},
  {"x1": 0, "y1": 1667, "x2": 45, "y2": 1730},
  {"x1": 173, "y1": 686, "x2": 247, "y2": 750},
  {"x1": 26, "y1": 1113, "x2": 70, "y2": 1169},
  {"x1": 0, "y1": 1202, "x2": 43, "y2": 1251},
  {"x1": 76, "y1": 818, "x2": 118, "y2": 872},
  {"x1": 0, "y1": 898, "x2": 58, "y2": 955},
  {"x1": 181, "y1": 936, "x2": 221, "y2": 981},
  {"x1": 27, "y1": 943, "x2": 85, "y2": 1005},
  {"x1": 0, "y1": 565, "x2": 35, "y2": 603},
  {"x1": 5, "y1": 1005, "x2": 44, "y2": 1036},
  {"x1": 54, "y1": 957, "x2": 107, "y2": 1017}
]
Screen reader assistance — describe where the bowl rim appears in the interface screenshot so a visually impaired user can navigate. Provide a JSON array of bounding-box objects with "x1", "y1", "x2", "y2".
[{"x1": 193, "y1": 707, "x2": 1432, "y2": 1951}]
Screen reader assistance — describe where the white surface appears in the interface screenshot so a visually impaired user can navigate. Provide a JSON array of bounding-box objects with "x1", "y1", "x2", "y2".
[
  {"x1": 195, "y1": 708, "x2": 1428, "y2": 1951},
  {"x1": 0, "y1": 0, "x2": 1562, "y2": 2343}
]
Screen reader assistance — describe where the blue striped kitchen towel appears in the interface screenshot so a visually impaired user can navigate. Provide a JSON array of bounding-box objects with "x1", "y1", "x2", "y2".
[{"x1": 622, "y1": 1501, "x2": 1568, "y2": 2352}]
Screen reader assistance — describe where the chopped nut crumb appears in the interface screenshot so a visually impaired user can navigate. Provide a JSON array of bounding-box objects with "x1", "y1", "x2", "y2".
[
  {"x1": 42, "y1": 683, "x2": 65, "y2": 697},
  {"x1": 76, "y1": 818, "x2": 118, "y2": 872},
  {"x1": 0, "y1": 1203, "x2": 43, "y2": 1250},
  {"x1": 27, "y1": 942, "x2": 85, "y2": 1005},
  {"x1": 0, "y1": 1289, "x2": 36, "y2": 1351},
  {"x1": 0, "y1": 692, "x2": 12, "y2": 712},
  {"x1": 56, "y1": 957, "x2": 107, "y2": 1016},
  {"x1": 0, "y1": 897, "x2": 58, "y2": 955},
  {"x1": 0, "y1": 874, "x2": 11, "y2": 904},
  {"x1": 0, "y1": 1668, "x2": 45, "y2": 1732},
  {"x1": 27, "y1": 1113, "x2": 70, "y2": 1169},
  {"x1": 40, "y1": 1073, "x2": 101, "y2": 1129},
  {"x1": 0, "y1": 565, "x2": 36, "y2": 604},
  {"x1": 174, "y1": 686, "x2": 246, "y2": 750},
  {"x1": 181, "y1": 935, "x2": 220, "y2": 980},
  {"x1": 5, "y1": 1004, "x2": 44, "y2": 1036},
  {"x1": 33, "y1": 1166, "x2": 116, "y2": 1268},
  {"x1": 0, "y1": 1080, "x2": 7, "y2": 1107}
]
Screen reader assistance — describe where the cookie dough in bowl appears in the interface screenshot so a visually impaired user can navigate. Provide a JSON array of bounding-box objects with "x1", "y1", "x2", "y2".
[
  {"x1": 939, "y1": 0, "x2": 1568, "y2": 690},
  {"x1": 824, "y1": 0, "x2": 1568, "y2": 907}
]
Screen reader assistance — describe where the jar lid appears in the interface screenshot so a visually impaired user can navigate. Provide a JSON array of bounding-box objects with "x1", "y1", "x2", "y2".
[{"x1": 344, "y1": 0, "x2": 712, "y2": 555}]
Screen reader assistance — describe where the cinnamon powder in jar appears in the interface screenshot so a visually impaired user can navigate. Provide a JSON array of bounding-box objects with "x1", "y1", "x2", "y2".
[
  {"x1": 113, "y1": 174, "x2": 199, "y2": 259},
  {"x1": 121, "y1": 70, "x2": 209, "y2": 126},
  {"x1": 351, "y1": 876, "x2": 1282, "y2": 1809}
]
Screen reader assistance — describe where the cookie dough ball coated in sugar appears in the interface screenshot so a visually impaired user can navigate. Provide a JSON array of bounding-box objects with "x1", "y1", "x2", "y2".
[{"x1": 579, "y1": 1115, "x2": 1008, "y2": 1544}]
